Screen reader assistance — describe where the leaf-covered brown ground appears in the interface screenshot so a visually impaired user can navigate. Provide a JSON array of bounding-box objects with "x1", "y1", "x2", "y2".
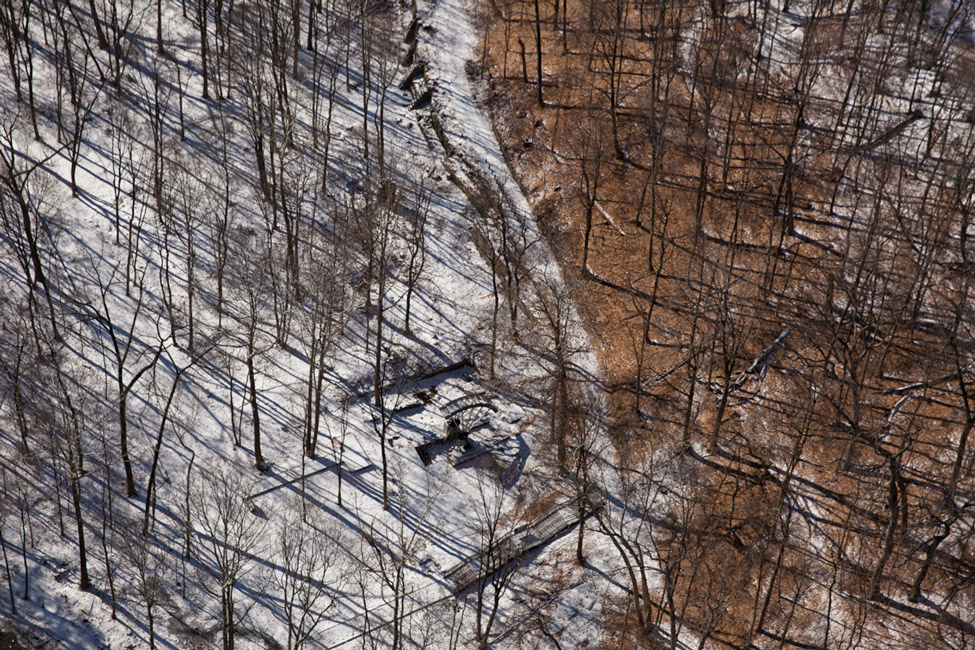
[{"x1": 474, "y1": 0, "x2": 975, "y2": 647}]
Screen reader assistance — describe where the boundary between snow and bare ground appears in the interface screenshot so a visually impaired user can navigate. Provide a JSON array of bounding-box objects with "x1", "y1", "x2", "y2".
[
  {"x1": 416, "y1": 0, "x2": 604, "y2": 393},
  {"x1": 0, "y1": 0, "x2": 619, "y2": 645}
]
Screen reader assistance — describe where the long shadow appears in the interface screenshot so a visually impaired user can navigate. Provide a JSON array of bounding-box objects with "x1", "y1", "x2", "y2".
[
  {"x1": 755, "y1": 628, "x2": 825, "y2": 650},
  {"x1": 884, "y1": 594, "x2": 975, "y2": 636}
]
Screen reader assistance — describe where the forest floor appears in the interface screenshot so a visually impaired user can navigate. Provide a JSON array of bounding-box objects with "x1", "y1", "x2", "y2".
[
  {"x1": 5, "y1": 0, "x2": 974, "y2": 648},
  {"x1": 476, "y1": 0, "x2": 975, "y2": 647}
]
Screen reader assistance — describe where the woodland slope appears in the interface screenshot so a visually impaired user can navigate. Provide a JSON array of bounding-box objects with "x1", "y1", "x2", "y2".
[{"x1": 478, "y1": 0, "x2": 975, "y2": 647}]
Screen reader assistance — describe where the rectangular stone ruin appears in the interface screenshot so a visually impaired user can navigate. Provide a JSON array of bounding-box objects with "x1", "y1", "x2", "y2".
[{"x1": 414, "y1": 393, "x2": 498, "y2": 465}]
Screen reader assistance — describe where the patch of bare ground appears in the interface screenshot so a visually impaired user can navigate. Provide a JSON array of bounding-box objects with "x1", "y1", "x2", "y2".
[{"x1": 474, "y1": 0, "x2": 975, "y2": 647}]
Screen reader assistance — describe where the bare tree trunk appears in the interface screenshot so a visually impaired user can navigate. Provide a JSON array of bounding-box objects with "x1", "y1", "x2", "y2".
[
  {"x1": 533, "y1": 0, "x2": 543, "y2": 105},
  {"x1": 247, "y1": 329, "x2": 266, "y2": 471},
  {"x1": 868, "y1": 458, "x2": 900, "y2": 601},
  {"x1": 88, "y1": 0, "x2": 109, "y2": 49},
  {"x1": 0, "y1": 526, "x2": 15, "y2": 615}
]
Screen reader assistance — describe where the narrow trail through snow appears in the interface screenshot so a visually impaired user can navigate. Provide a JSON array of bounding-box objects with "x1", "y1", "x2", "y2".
[{"x1": 418, "y1": 0, "x2": 605, "y2": 393}]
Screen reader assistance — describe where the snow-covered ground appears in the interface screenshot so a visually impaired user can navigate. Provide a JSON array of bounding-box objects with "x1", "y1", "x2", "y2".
[{"x1": 0, "y1": 0, "x2": 627, "y2": 647}]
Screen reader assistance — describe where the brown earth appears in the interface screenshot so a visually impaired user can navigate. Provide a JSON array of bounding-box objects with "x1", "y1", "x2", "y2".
[{"x1": 474, "y1": 0, "x2": 975, "y2": 647}]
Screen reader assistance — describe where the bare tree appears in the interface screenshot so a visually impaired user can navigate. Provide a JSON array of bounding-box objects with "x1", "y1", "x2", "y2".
[
  {"x1": 535, "y1": 277, "x2": 584, "y2": 467},
  {"x1": 532, "y1": 0, "x2": 543, "y2": 105},
  {"x1": 191, "y1": 462, "x2": 268, "y2": 650},
  {"x1": 232, "y1": 1, "x2": 274, "y2": 204},
  {"x1": 0, "y1": 471, "x2": 17, "y2": 615},
  {"x1": 471, "y1": 480, "x2": 518, "y2": 649},
  {"x1": 227, "y1": 233, "x2": 275, "y2": 471},
  {"x1": 96, "y1": 429, "x2": 121, "y2": 618},
  {"x1": 123, "y1": 521, "x2": 176, "y2": 650},
  {"x1": 402, "y1": 175, "x2": 431, "y2": 336},
  {"x1": 300, "y1": 247, "x2": 342, "y2": 460},
  {"x1": 274, "y1": 496, "x2": 344, "y2": 650},
  {"x1": 0, "y1": 112, "x2": 62, "y2": 336},
  {"x1": 910, "y1": 318, "x2": 975, "y2": 602},
  {"x1": 567, "y1": 117, "x2": 606, "y2": 274},
  {"x1": 64, "y1": 55, "x2": 100, "y2": 198},
  {"x1": 84, "y1": 263, "x2": 165, "y2": 497},
  {"x1": 569, "y1": 387, "x2": 603, "y2": 566},
  {"x1": 48, "y1": 349, "x2": 94, "y2": 591},
  {"x1": 0, "y1": 295, "x2": 40, "y2": 455},
  {"x1": 356, "y1": 477, "x2": 433, "y2": 650},
  {"x1": 595, "y1": 453, "x2": 663, "y2": 640},
  {"x1": 170, "y1": 159, "x2": 207, "y2": 354},
  {"x1": 704, "y1": 265, "x2": 755, "y2": 455},
  {"x1": 371, "y1": 347, "x2": 405, "y2": 511},
  {"x1": 1, "y1": 457, "x2": 35, "y2": 604}
]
